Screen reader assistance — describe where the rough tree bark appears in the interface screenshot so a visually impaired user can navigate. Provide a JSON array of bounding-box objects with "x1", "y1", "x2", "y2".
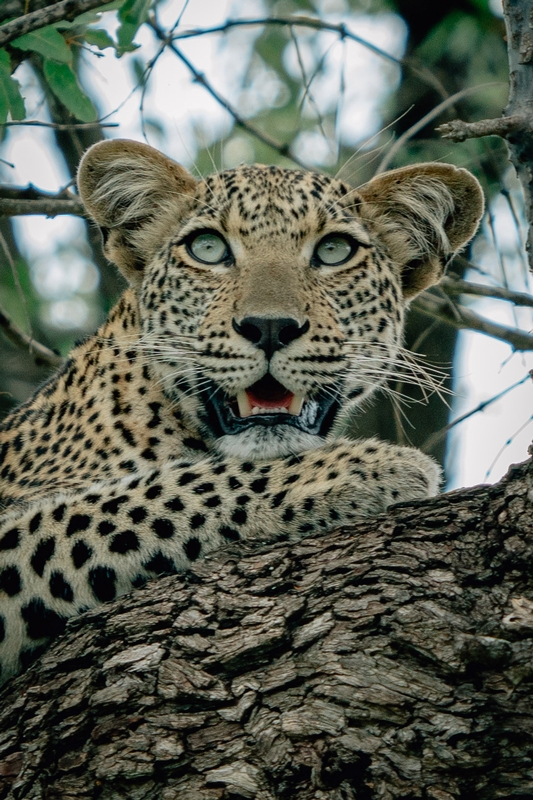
[{"x1": 0, "y1": 460, "x2": 532, "y2": 799}]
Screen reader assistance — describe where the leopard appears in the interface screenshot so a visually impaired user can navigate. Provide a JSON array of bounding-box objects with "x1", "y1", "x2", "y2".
[{"x1": 0, "y1": 139, "x2": 484, "y2": 686}]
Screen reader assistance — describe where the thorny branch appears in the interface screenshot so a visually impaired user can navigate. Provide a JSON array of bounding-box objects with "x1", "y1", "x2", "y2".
[{"x1": 0, "y1": 0, "x2": 109, "y2": 48}]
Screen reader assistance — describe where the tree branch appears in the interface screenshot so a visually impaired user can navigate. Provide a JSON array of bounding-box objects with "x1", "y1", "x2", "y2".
[
  {"x1": 172, "y1": 16, "x2": 403, "y2": 66},
  {"x1": 421, "y1": 371, "x2": 533, "y2": 452},
  {"x1": 436, "y1": 114, "x2": 533, "y2": 142},
  {"x1": 2, "y1": 459, "x2": 533, "y2": 797},
  {"x1": 0, "y1": 304, "x2": 64, "y2": 368},
  {"x1": 376, "y1": 85, "x2": 503, "y2": 174},
  {"x1": 0, "y1": 185, "x2": 85, "y2": 216},
  {"x1": 501, "y1": 0, "x2": 533, "y2": 269},
  {"x1": 149, "y1": 19, "x2": 307, "y2": 169},
  {"x1": 415, "y1": 291, "x2": 533, "y2": 350},
  {"x1": 0, "y1": 0, "x2": 110, "y2": 49},
  {"x1": 440, "y1": 275, "x2": 533, "y2": 308},
  {"x1": 0, "y1": 120, "x2": 119, "y2": 130}
]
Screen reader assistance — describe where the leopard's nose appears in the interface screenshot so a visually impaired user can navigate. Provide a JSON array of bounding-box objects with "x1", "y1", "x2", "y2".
[{"x1": 232, "y1": 316, "x2": 310, "y2": 359}]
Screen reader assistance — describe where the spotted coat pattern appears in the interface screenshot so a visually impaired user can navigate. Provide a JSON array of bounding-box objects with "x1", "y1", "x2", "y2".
[{"x1": 0, "y1": 141, "x2": 483, "y2": 685}]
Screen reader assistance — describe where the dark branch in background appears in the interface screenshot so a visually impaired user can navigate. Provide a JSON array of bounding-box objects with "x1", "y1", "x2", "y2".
[
  {"x1": 148, "y1": 19, "x2": 307, "y2": 169},
  {"x1": 437, "y1": 114, "x2": 533, "y2": 142},
  {"x1": 376, "y1": 84, "x2": 505, "y2": 174},
  {"x1": 0, "y1": 0, "x2": 110, "y2": 48},
  {"x1": 148, "y1": 14, "x2": 456, "y2": 169},
  {"x1": 0, "y1": 1, "x2": 53, "y2": 25},
  {"x1": 0, "y1": 186, "x2": 85, "y2": 217},
  {"x1": 422, "y1": 370, "x2": 533, "y2": 452},
  {"x1": 172, "y1": 16, "x2": 403, "y2": 65},
  {"x1": 440, "y1": 275, "x2": 533, "y2": 308},
  {"x1": 415, "y1": 291, "x2": 533, "y2": 351},
  {"x1": 0, "y1": 304, "x2": 64, "y2": 368},
  {"x1": 1, "y1": 121, "x2": 119, "y2": 130}
]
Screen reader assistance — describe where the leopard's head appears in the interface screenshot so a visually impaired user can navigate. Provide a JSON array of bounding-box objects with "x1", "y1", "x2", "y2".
[{"x1": 79, "y1": 140, "x2": 483, "y2": 459}]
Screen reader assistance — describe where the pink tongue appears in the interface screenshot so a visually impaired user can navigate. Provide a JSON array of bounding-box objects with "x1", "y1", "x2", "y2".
[{"x1": 246, "y1": 375, "x2": 293, "y2": 410}]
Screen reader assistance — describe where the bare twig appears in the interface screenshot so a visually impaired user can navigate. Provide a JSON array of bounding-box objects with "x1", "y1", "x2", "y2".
[
  {"x1": 0, "y1": 0, "x2": 110, "y2": 48},
  {"x1": 440, "y1": 276, "x2": 533, "y2": 308},
  {"x1": 437, "y1": 114, "x2": 533, "y2": 142},
  {"x1": 149, "y1": 19, "x2": 306, "y2": 168},
  {"x1": 376, "y1": 84, "x2": 504, "y2": 174},
  {"x1": 415, "y1": 291, "x2": 533, "y2": 351},
  {"x1": 422, "y1": 371, "x2": 533, "y2": 452},
  {"x1": 172, "y1": 16, "x2": 403, "y2": 66},
  {"x1": 0, "y1": 304, "x2": 64, "y2": 368}
]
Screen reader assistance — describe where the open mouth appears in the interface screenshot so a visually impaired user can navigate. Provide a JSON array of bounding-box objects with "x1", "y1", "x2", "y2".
[{"x1": 200, "y1": 374, "x2": 340, "y2": 437}]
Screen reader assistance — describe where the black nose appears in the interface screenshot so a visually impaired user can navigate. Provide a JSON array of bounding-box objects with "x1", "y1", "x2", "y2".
[{"x1": 233, "y1": 316, "x2": 310, "y2": 359}]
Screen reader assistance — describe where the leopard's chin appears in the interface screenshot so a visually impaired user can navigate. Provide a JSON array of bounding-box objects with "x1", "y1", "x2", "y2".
[
  {"x1": 214, "y1": 426, "x2": 325, "y2": 460},
  {"x1": 199, "y1": 375, "x2": 340, "y2": 442}
]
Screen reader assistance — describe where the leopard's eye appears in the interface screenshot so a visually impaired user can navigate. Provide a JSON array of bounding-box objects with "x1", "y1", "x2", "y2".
[
  {"x1": 314, "y1": 234, "x2": 358, "y2": 266},
  {"x1": 187, "y1": 231, "x2": 229, "y2": 264}
]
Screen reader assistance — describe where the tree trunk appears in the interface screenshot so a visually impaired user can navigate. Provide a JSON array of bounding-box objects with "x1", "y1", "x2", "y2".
[{"x1": 0, "y1": 457, "x2": 532, "y2": 799}]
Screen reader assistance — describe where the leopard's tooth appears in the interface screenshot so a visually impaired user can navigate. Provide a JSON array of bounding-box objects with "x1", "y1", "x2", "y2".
[
  {"x1": 237, "y1": 391, "x2": 252, "y2": 417},
  {"x1": 288, "y1": 394, "x2": 305, "y2": 416}
]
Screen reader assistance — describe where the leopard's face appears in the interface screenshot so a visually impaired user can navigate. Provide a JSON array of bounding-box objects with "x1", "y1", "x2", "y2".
[
  {"x1": 79, "y1": 140, "x2": 483, "y2": 460},
  {"x1": 138, "y1": 165, "x2": 403, "y2": 459}
]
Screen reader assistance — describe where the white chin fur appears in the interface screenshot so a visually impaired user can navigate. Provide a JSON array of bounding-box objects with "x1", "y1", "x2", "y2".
[{"x1": 214, "y1": 426, "x2": 324, "y2": 460}]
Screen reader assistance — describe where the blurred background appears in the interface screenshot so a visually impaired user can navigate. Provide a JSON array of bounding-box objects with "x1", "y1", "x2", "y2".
[{"x1": 0, "y1": 0, "x2": 532, "y2": 489}]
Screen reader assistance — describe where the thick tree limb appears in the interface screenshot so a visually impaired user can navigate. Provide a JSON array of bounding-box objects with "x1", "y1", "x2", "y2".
[
  {"x1": 0, "y1": 0, "x2": 110, "y2": 48},
  {"x1": 0, "y1": 459, "x2": 532, "y2": 798}
]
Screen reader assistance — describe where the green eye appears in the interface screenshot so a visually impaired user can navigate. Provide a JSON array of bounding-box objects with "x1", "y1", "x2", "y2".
[
  {"x1": 187, "y1": 231, "x2": 229, "y2": 264},
  {"x1": 315, "y1": 235, "x2": 357, "y2": 266}
]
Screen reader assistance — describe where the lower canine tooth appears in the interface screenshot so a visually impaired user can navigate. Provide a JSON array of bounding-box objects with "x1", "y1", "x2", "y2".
[
  {"x1": 288, "y1": 394, "x2": 305, "y2": 415},
  {"x1": 237, "y1": 391, "x2": 252, "y2": 417}
]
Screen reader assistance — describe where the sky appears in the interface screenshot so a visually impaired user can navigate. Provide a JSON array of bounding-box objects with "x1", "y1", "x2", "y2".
[{"x1": 1, "y1": 0, "x2": 532, "y2": 489}]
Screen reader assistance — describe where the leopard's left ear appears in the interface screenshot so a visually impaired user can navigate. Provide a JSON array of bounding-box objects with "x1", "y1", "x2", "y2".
[
  {"x1": 78, "y1": 139, "x2": 197, "y2": 285},
  {"x1": 357, "y1": 163, "x2": 484, "y2": 298}
]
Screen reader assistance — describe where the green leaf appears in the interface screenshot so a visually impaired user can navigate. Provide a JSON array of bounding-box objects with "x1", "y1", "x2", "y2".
[
  {"x1": 116, "y1": 0, "x2": 151, "y2": 55},
  {"x1": 11, "y1": 27, "x2": 72, "y2": 65},
  {"x1": 83, "y1": 29, "x2": 116, "y2": 50},
  {"x1": 43, "y1": 59, "x2": 97, "y2": 122},
  {"x1": 0, "y1": 49, "x2": 26, "y2": 124}
]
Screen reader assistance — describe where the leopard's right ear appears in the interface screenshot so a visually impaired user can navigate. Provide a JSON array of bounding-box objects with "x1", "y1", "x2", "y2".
[{"x1": 78, "y1": 139, "x2": 197, "y2": 284}]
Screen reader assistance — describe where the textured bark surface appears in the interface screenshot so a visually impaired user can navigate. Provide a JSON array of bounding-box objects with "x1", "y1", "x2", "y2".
[{"x1": 0, "y1": 459, "x2": 532, "y2": 799}]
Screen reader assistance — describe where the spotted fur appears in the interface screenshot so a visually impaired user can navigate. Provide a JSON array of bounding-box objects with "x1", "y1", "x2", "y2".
[{"x1": 0, "y1": 140, "x2": 483, "y2": 685}]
